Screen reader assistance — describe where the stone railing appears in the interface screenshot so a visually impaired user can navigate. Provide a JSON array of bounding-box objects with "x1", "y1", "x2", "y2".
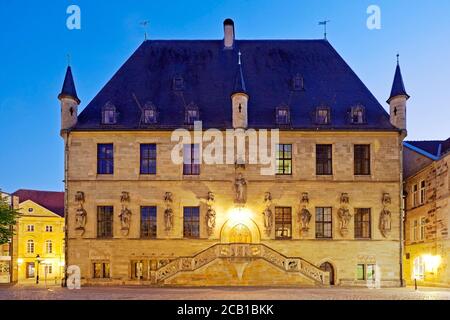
[{"x1": 155, "y1": 243, "x2": 329, "y2": 285}]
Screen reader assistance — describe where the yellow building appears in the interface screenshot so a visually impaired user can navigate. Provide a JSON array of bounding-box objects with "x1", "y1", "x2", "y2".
[
  {"x1": 403, "y1": 139, "x2": 450, "y2": 286},
  {"x1": 13, "y1": 190, "x2": 65, "y2": 285},
  {"x1": 59, "y1": 19, "x2": 407, "y2": 287}
]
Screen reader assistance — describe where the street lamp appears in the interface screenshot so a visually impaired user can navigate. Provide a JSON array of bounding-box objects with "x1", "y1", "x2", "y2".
[{"x1": 35, "y1": 254, "x2": 42, "y2": 284}]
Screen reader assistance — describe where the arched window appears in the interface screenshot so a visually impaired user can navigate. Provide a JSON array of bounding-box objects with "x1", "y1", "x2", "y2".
[
  {"x1": 276, "y1": 106, "x2": 290, "y2": 125},
  {"x1": 27, "y1": 240, "x2": 34, "y2": 254},
  {"x1": 185, "y1": 103, "x2": 200, "y2": 125},
  {"x1": 102, "y1": 102, "x2": 117, "y2": 125},
  {"x1": 351, "y1": 105, "x2": 365, "y2": 124},
  {"x1": 45, "y1": 240, "x2": 53, "y2": 254},
  {"x1": 142, "y1": 102, "x2": 157, "y2": 125}
]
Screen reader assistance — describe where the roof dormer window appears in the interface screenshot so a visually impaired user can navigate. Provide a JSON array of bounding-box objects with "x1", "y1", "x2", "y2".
[
  {"x1": 102, "y1": 102, "x2": 117, "y2": 125},
  {"x1": 350, "y1": 105, "x2": 365, "y2": 124},
  {"x1": 292, "y1": 74, "x2": 304, "y2": 91},
  {"x1": 316, "y1": 107, "x2": 330, "y2": 125},
  {"x1": 142, "y1": 102, "x2": 157, "y2": 125},
  {"x1": 173, "y1": 75, "x2": 185, "y2": 91},
  {"x1": 276, "y1": 106, "x2": 290, "y2": 125},
  {"x1": 185, "y1": 103, "x2": 199, "y2": 125}
]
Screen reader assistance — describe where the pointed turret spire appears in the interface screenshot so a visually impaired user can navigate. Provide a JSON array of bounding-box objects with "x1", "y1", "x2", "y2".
[
  {"x1": 387, "y1": 54, "x2": 409, "y2": 103},
  {"x1": 58, "y1": 66, "x2": 80, "y2": 104},
  {"x1": 233, "y1": 51, "x2": 247, "y2": 94}
]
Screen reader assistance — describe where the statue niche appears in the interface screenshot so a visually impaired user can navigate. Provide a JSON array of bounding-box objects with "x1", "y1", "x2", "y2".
[
  {"x1": 164, "y1": 192, "x2": 174, "y2": 232},
  {"x1": 119, "y1": 192, "x2": 132, "y2": 236},
  {"x1": 338, "y1": 193, "x2": 352, "y2": 237},
  {"x1": 75, "y1": 191, "x2": 87, "y2": 236},
  {"x1": 298, "y1": 192, "x2": 312, "y2": 236},
  {"x1": 205, "y1": 192, "x2": 216, "y2": 236},
  {"x1": 379, "y1": 193, "x2": 392, "y2": 238},
  {"x1": 262, "y1": 192, "x2": 273, "y2": 236},
  {"x1": 234, "y1": 173, "x2": 247, "y2": 205}
]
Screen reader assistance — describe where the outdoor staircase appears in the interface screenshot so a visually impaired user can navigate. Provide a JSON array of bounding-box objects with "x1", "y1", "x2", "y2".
[{"x1": 155, "y1": 243, "x2": 329, "y2": 285}]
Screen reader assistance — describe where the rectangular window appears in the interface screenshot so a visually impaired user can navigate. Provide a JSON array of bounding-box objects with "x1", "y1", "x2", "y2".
[
  {"x1": 412, "y1": 219, "x2": 418, "y2": 241},
  {"x1": 276, "y1": 144, "x2": 292, "y2": 175},
  {"x1": 97, "y1": 144, "x2": 114, "y2": 175},
  {"x1": 27, "y1": 225, "x2": 34, "y2": 232},
  {"x1": 183, "y1": 144, "x2": 200, "y2": 175},
  {"x1": 366, "y1": 264, "x2": 376, "y2": 280},
  {"x1": 140, "y1": 144, "x2": 157, "y2": 175},
  {"x1": 420, "y1": 217, "x2": 426, "y2": 241},
  {"x1": 357, "y1": 264, "x2": 366, "y2": 280},
  {"x1": 44, "y1": 265, "x2": 53, "y2": 274},
  {"x1": 183, "y1": 207, "x2": 200, "y2": 238},
  {"x1": 275, "y1": 207, "x2": 292, "y2": 240},
  {"x1": 315, "y1": 207, "x2": 332, "y2": 239},
  {"x1": 316, "y1": 144, "x2": 333, "y2": 175},
  {"x1": 419, "y1": 180, "x2": 426, "y2": 205},
  {"x1": 316, "y1": 108, "x2": 330, "y2": 124},
  {"x1": 93, "y1": 262, "x2": 110, "y2": 279},
  {"x1": 45, "y1": 225, "x2": 53, "y2": 232},
  {"x1": 141, "y1": 206, "x2": 157, "y2": 239},
  {"x1": 354, "y1": 145, "x2": 371, "y2": 175},
  {"x1": 354, "y1": 208, "x2": 371, "y2": 239},
  {"x1": 412, "y1": 184, "x2": 418, "y2": 207},
  {"x1": 97, "y1": 206, "x2": 113, "y2": 238}
]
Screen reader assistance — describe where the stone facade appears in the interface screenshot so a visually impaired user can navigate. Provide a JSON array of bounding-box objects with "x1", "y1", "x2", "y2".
[
  {"x1": 404, "y1": 149, "x2": 450, "y2": 286},
  {"x1": 65, "y1": 130, "x2": 403, "y2": 287}
]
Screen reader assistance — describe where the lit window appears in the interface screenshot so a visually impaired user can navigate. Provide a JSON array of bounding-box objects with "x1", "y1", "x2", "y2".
[
  {"x1": 93, "y1": 262, "x2": 110, "y2": 279},
  {"x1": 413, "y1": 256, "x2": 425, "y2": 280},
  {"x1": 276, "y1": 106, "x2": 290, "y2": 125},
  {"x1": 276, "y1": 144, "x2": 292, "y2": 175},
  {"x1": 351, "y1": 106, "x2": 365, "y2": 124},
  {"x1": 185, "y1": 104, "x2": 199, "y2": 125},
  {"x1": 316, "y1": 107, "x2": 330, "y2": 125},
  {"x1": 142, "y1": 102, "x2": 157, "y2": 124},
  {"x1": 275, "y1": 207, "x2": 292, "y2": 240},
  {"x1": 27, "y1": 240, "x2": 34, "y2": 254},
  {"x1": 357, "y1": 264, "x2": 365, "y2": 280},
  {"x1": 45, "y1": 240, "x2": 53, "y2": 254},
  {"x1": 366, "y1": 264, "x2": 376, "y2": 280},
  {"x1": 45, "y1": 225, "x2": 53, "y2": 232},
  {"x1": 419, "y1": 180, "x2": 426, "y2": 205},
  {"x1": 102, "y1": 102, "x2": 117, "y2": 124}
]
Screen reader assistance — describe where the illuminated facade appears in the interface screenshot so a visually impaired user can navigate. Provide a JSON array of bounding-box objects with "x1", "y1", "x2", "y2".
[
  {"x1": 403, "y1": 139, "x2": 450, "y2": 286},
  {"x1": 13, "y1": 190, "x2": 65, "y2": 284},
  {"x1": 61, "y1": 20, "x2": 406, "y2": 287}
]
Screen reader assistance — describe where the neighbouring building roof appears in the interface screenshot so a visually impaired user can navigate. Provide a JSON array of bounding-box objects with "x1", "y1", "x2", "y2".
[
  {"x1": 58, "y1": 66, "x2": 80, "y2": 104},
  {"x1": 388, "y1": 62, "x2": 409, "y2": 103},
  {"x1": 73, "y1": 39, "x2": 396, "y2": 131},
  {"x1": 12, "y1": 190, "x2": 64, "y2": 217},
  {"x1": 404, "y1": 138, "x2": 450, "y2": 160}
]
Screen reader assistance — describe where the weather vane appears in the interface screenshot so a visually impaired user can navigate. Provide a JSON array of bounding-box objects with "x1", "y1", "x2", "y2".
[
  {"x1": 140, "y1": 20, "x2": 150, "y2": 41},
  {"x1": 318, "y1": 20, "x2": 331, "y2": 40},
  {"x1": 67, "y1": 53, "x2": 71, "y2": 67}
]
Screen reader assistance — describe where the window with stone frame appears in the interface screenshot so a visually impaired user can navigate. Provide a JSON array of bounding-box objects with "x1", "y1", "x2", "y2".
[
  {"x1": 354, "y1": 208, "x2": 371, "y2": 239},
  {"x1": 93, "y1": 262, "x2": 110, "y2": 279},
  {"x1": 354, "y1": 144, "x2": 371, "y2": 175},
  {"x1": 183, "y1": 144, "x2": 200, "y2": 175},
  {"x1": 97, "y1": 144, "x2": 114, "y2": 175},
  {"x1": 356, "y1": 264, "x2": 365, "y2": 280},
  {"x1": 45, "y1": 240, "x2": 53, "y2": 254},
  {"x1": 315, "y1": 207, "x2": 332, "y2": 239},
  {"x1": 350, "y1": 105, "x2": 365, "y2": 124},
  {"x1": 412, "y1": 219, "x2": 418, "y2": 241},
  {"x1": 140, "y1": 144, "x2": 157, "y2": 175},
  {"x1": 275, "y1": 207, "x2": 292, "y2": 240},
  {"x1": 183, "y1": 207, "x2": 200, "y2": 238},
  {"x1": 26, "y1": 240, "x2": 34, "y2": 254},
  {"x1": 141, "y1": 206, "x2": 157, "y2": 239},
  {"x1": 316, "y1": 144, "x2": 333, "y2": 175},
  {"x1": 316, "y1": 107, "x2": 330, "y2": 125},
  {"x1": 419, "y1": 180, "x2": 426, "y2": 205},
  {"x1": 276, "y1": 144, "x2": 292, "y2": 175},
  {"x1": 101, "y1": 102, "x2": 117, "y2": 124},
  {"x1": 276, "y1": 106, "x2": 290, "y2": 125},
  {"x1": 97, "y1": 206, "x2": 113, "y2": 238},
  {"x1": 412, "y1": 184, "x2": 418, "y2": 207},
  {"x1": 419, "y1": 217, "x2": 426, "y2": 241}
]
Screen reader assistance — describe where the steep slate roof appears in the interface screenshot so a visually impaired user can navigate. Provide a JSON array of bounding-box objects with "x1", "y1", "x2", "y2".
[
  {"x1": 388, "y1": 62, "x2": 409, "y2": 103},
  {"x1": 12, "y1": 190, "x2": 64, "y2": 217},
  {"x1": 404, "y1": 138, "x2": 450, "y2": 160},
  {"x1": 74, "y1": 39, "x2": 396, "y2": 131},
  {"x1": 58, "y1": 66, "x2": 80, "y2": 104}
]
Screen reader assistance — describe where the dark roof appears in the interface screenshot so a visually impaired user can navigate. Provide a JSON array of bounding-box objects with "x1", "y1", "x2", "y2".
[
  {"x1": 405, "y1": 138, "x2": 450, "y2": 160},
  {"x1": 12, "y1": 190, "x2": 64, "y2": 217},
  {"x1": 388, "y1": 63, "x2": 409, "y2": 103},
  {"x1": 58, "y1": 66, "x2": 80, "y2": 104},
  {"x1": 74, "y1": 40, "x2": 396, "y2": 131}
]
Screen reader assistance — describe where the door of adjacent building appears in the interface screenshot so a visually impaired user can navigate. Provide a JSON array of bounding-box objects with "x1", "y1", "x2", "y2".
[{"x1": 26, "y1": 262, "x2": 35, "y2": 279}]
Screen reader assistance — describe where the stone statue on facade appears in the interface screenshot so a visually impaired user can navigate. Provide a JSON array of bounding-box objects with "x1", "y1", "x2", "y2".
[
  {"x1": 206, "y1": 192, "x2": 216, "y2": 236},
  {"x1": 119, "y1": 191, "x2": 132, "y2": 236},
  {"x1": 379, "y1": 193, "x2": 392, "y2": 238},
  {"x1": 298, "y1": 193, "x2": 312, "y2": 234},
  {"x1": 338, "y1": 193, "x2": 351, "y2": 237},
  {"x1": 262, "y1": 192, "x2": 273, "y2": 236},
  {"x1": 164, "y1": 192, "x2": 174, "y2": 232},
  {"x1": 75, "y1": 191, "x2": 87, "y2": 236},
  {"x1": 235, "y1": 173, "x2": 247, "y2": 204}
]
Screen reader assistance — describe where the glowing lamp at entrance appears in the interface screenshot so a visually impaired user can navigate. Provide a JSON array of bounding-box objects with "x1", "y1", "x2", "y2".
[
  {"x1": 422, "y1": 255, "x2": 441, "y2": 272},
  {"x1": 228, "y1": 207, "x2": 252, "y2": 224}
]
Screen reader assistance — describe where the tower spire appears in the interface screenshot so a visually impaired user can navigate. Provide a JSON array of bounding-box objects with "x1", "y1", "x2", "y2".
[
  {"x1": 233, "y1": 51, "x2": 246, "y2": 94},
  {"x1": 387, "y1": 54, "x2": 409, "y2": 103},
  {"x1": 58, "y1": 65, "x2": 80, "y2": 104}
]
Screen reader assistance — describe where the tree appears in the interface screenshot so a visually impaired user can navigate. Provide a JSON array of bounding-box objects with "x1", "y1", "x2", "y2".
[{"x1": 0, "y1": 193, "x2": 20, "y2": 245}]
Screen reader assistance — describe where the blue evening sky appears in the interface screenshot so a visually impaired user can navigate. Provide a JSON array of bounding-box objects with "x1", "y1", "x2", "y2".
[{"x1": 1, "y1": 0, "x2": 449, "y2": 193}]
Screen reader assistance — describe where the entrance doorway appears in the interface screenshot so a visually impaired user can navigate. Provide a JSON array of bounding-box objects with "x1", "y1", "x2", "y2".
[
  {"x1": 320, "y1": 262, "x2": 335, "y2": 285},
  {"x1": 26, "y1": 262, "x2": 35, "y2": 279},
  {"x1": 229, "y1": 224, "x2": 252, "y2": 243}
]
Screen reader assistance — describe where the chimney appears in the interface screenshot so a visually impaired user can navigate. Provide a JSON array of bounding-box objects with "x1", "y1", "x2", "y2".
[{"x1": 223, "y1": 19, "x2": 235, "y2": 49}]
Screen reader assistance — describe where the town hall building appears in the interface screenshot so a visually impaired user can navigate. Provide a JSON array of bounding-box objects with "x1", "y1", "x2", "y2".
[{"x1": 59, "y1": 19, "x2": 408, "y2": 287}]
